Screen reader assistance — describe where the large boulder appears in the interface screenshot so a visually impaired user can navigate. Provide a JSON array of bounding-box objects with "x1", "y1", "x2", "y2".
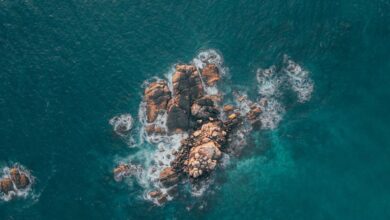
[
  {"x1": 167, "y1": 64, "x2": 204, "y2": 131},
  {"x1": 159, "y1": 167, "x2": 179, "y2": 187},
  {"x1": 144, "y1": 80, "x2": 171, "y2": 123},
  {"x1": 0, "y1": 178, "x2": 14, "y2": 194},
  {"x1": 9, "y1": 168, "x2": 30, "y2": 189},
  {"x1": 201, "y1": 64, "x2": 220, "y2": 86}
]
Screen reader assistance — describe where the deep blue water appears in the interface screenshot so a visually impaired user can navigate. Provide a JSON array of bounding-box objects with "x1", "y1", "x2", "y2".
[{"x1": 1, "y1": 0, "x2": 390, "y2": 219}]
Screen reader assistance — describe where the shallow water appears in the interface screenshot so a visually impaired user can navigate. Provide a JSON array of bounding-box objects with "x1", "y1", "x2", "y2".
[{"x1": 1, "y1": 0, "x2": 390, "y2": 219}]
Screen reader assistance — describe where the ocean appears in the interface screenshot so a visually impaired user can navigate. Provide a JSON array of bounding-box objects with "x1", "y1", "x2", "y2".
[{"x1": 1, "y1": 0, "x2": 389, "y2": 219}]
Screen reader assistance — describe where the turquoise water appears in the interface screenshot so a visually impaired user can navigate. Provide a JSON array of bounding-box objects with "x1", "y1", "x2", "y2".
[{"x1": 1, "y1": 0, "x2": 390, "y2": 219}]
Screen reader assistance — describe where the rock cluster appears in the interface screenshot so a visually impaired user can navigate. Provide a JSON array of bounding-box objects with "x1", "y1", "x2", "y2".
[
  {"x1": 0, "y1": 167, "x2": 31, "y2": 196},
  {"x1": 139, "y1": 61, "x2": 265, "y2": 204}
]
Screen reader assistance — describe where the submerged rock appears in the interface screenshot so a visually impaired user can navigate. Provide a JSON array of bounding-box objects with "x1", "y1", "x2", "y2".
[{"x1": 109, "y1": 114, "x2": 133, "y2": 136}]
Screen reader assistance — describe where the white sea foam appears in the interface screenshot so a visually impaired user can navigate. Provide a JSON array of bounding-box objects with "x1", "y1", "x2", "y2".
[
  {"x1": 283, "y1": 55, "x2": 314, "y2": 103},
  {"x1": 255, "y1": 56, "x2": 313, "y2": 129},
  {"x1": 109, "y1": 114, "x2": 133, "y2": 136}
]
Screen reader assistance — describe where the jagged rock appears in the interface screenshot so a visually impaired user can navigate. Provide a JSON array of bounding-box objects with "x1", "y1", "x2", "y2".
[
  {"x1": 0, "y1": 178, "x2": 13, "y2": 194},
  {"x1": 201, "y1": 64, "x2": 220, "y2": 86},
  {"x1": 9, "y1": 168, "x2": 30, "y2": 189},
  {"x1": 159, "y1": 167, "x2": 179, "y2": 187},
  {"x1": 167, "y1": 64, "x2": 204, "y2": 131},
  {"x1": 144, "y1": 80, "x2": 171, "y2": 123}
]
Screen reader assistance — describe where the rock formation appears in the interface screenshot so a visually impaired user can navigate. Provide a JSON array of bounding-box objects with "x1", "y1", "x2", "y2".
[
  {"x1": 166, "y1": 64, "x2": 204, "y2": 131},
  {"x1": 0, "y1": 166, "x2": 32, "y2": 197},
  {"x1": 144, "y1": 80, "x2": 171, "y2": 123},
  {"x1": 137, "y1": 60, "x2": 265, "y2": 205},
  {"x1": 0, "y1": 178, "x2": 13, "y2": 194},
  {"x1": 9, "y1": 168, "x2": 30, "y2": 189}
]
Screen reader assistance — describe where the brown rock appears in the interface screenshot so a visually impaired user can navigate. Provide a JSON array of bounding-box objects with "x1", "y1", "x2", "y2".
[
  {"x1": 0, "y1": 177, "x2": 14, "y2": 194},
  {"x1": 159, "y1": 167, "x2": 179, "y2": 187},
  {"x1": 9, "y1": 168, "x2": 30, "y2": 189},
  {"x1": 201, "y1": 64, "x2": 220, "y2": 86},
  {"x1": 187, "y1": 141, "x2": 222, "y2": 178},
  {"x1": 144, "y1": 80, "x2": 171, "y2": 123},
  {"x1": 148, "y1": 190, "x2": 162, "y2": 198}
]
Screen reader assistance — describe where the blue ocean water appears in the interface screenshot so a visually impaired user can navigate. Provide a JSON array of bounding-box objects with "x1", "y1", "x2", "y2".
[{"x1": 1, "y1": 0, "x2": 390, "y2": 219}]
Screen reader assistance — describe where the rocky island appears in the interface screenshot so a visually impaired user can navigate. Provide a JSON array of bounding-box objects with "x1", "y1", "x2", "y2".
[{"x1": 114, "y1": 58, "x2": 268, "y2": 205}]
